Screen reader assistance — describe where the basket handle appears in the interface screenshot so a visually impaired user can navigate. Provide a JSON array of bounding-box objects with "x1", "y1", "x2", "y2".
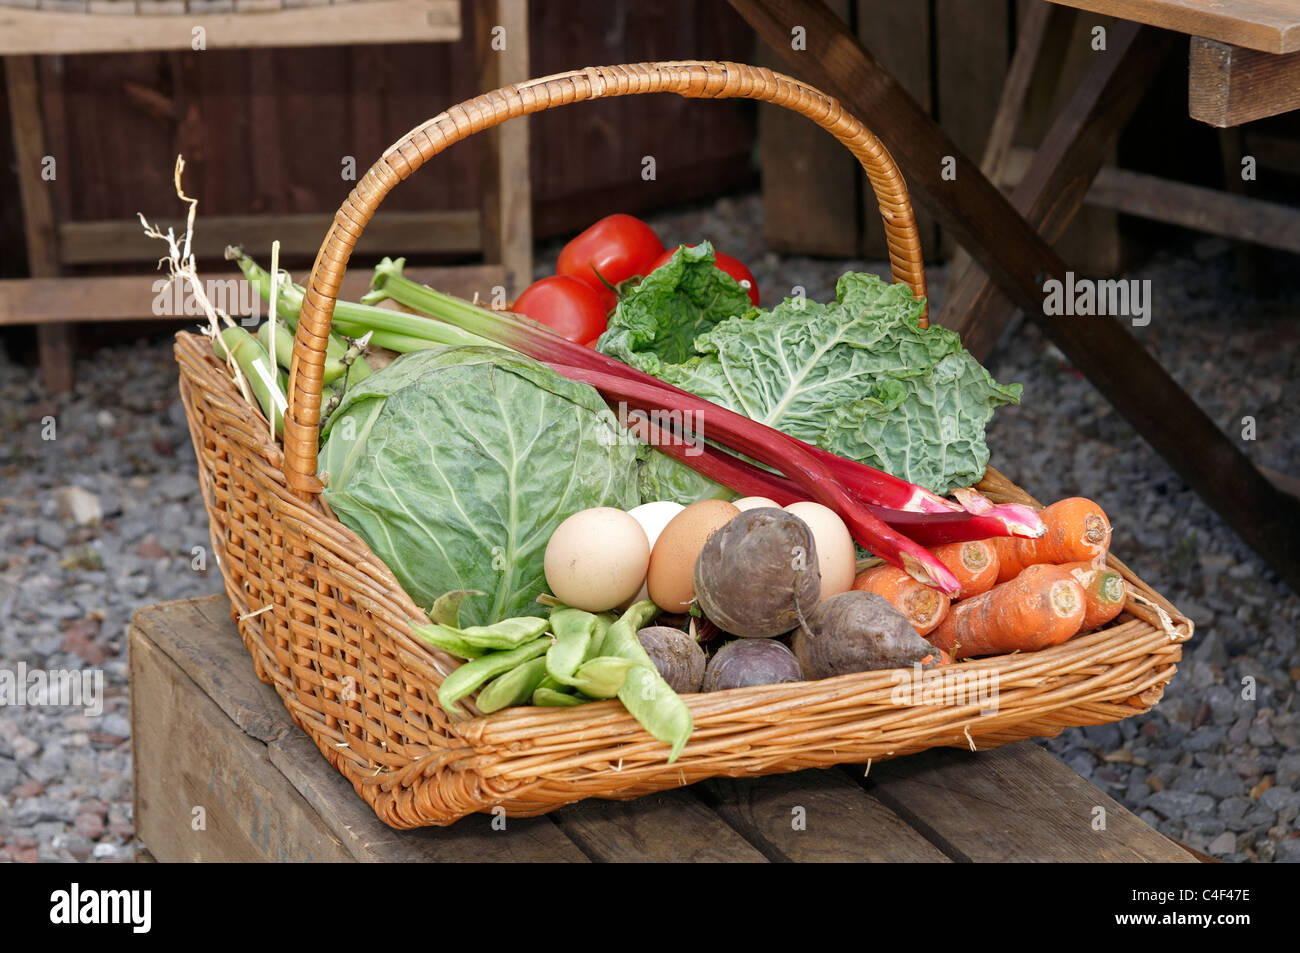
[{"x1": 284, "y1": 60, "x2": 927, "y2": 498}]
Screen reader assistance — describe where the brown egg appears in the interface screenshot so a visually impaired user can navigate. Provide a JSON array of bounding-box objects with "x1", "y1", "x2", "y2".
[{"x1": 646, "y1": 500, "x2": 741, "y2": 612}]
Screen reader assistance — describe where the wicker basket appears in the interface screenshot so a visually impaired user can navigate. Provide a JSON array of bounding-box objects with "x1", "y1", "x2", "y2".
[{"x1": 175, "y1": 60, "x2": 1192, "y2": 828}]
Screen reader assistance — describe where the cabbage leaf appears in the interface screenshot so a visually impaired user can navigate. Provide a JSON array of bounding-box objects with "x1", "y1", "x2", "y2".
[
  {"x1": 602, "y1": 270, "x2": 1021, "y2": 495},
  {"x1": 319, "y1": 346, "x2": 641, "y2": 626}
]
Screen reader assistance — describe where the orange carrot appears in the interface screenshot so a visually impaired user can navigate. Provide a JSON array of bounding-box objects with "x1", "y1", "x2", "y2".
[
  {"x1": 995, "y1": 497, "x2": 1111, "y2": 582},
  {"x1": 927, "y1": 563, "x2": 1086, "y2": 658},
  {"x1": 1061, "y1": 560, "x2": 1126, "y2": 630},
  {"x1": 929, "y1": 540, "x2": 999, "y2": 600},
  {"x1": 853, "y1": 565, "x2": 950, "y2": 636}
]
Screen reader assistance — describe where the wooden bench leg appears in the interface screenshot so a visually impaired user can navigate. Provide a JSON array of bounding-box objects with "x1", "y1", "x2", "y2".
[
  {"x1": 476, "y1": 0, "x2": 533, "y2": 300},
  {"x1": 37, "y1": 323, "x2": 74, "y2": 393},
  {"x1": 728, "y1": 0, "x2": 1300, "y2": 592},
  {"x1": 7, "y1": 54, "x2": 73, "y2": 393}
]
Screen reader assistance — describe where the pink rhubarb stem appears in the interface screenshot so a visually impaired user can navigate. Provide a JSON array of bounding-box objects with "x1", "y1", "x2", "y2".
[
  {"x1": 556, "y1": 363, "x2": 961, "y2": 594},
  {"x1": 637, "y1": 423, "x2": 1045, "y2": 547}
]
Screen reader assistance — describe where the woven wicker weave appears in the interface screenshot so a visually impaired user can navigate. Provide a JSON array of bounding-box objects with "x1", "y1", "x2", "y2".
[{"x1": 176, "y1": 60, "x2": 1192, "y2": 828}]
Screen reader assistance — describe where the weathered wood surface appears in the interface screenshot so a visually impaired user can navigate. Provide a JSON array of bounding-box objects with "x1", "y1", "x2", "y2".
[
  {"x1": 131, "y1": 596, "x2": 1198, "y2": 862},
  {"x1": 999, "y1": 145, "x2": 1300, "y2": 255},
  {"x1": 758, "y1": 0, "x2": 860, "y2": 259},
  {"x1": 1189, "y1": 37, "x2": 1300, "y2": 126},
  {"x1": 474, "y1": 0, "x2": 532, "y2": 299},
  {"x1": 864, "y1": 744, "x2": 1198, "y2": 862},
  {"x1": 700, "y1": 769, "x2": 953, "y2": 862},
  {"x1": 1046, "y1": 0, "x2": 1300, "y2": 53},
  {"x1": 0, "y1": 0, "x2": 461, "y2": 55},
  {"x1": 0, "y1": 264, "x2": 506, "y2": 326},
  {"x1": 856, "y1": 0, "x2": 937, "y2": 259},
  {"x1": 941, "y1": 22, "x2": 1173, "y2": 357},
  {"x1": 5, "y1": 54, "x2": 71, "y2": 392},
  {"x1": 56, "y1": 210, "x2": 482, "y2": 265}
]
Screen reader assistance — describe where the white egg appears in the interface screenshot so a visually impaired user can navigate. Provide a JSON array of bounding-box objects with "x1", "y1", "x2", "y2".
[
  {"x1": 784, "y1": 501, "x2": 857, "y2": 600},
  {"x1": 544, "y1": 507, "x2": 651, "y2": 612},
  {"x1": 732, "y1": 496, "x2": 781, "y2": 511},
  {"x1": 623, "y1": 501, "x2": 685, "y2": 605}
]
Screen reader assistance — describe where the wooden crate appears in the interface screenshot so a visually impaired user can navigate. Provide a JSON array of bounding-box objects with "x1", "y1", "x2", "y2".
[{"x1": 129, "y1": 596, "x2": 1201, "y2": 862}]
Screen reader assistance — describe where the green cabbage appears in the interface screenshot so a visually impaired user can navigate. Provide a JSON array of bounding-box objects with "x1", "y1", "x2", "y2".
[
  {"x1": 601, "y1": 269, "x2": 1021, "y2": 495},
  {"x1": 318, "y1": 346, "x2": 640, "y2": 626}
]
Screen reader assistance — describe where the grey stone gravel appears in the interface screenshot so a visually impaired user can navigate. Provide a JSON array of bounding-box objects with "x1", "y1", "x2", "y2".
[
  {"x1": 1151, "y1": 790, "x2": 1217, "y2": 820},
  {"x1": 1277, "y1": 753, "x2": 1300, "y2": 788},
  {"x1": 1, "y1": 334, "x2": 222, "y2": 862}
]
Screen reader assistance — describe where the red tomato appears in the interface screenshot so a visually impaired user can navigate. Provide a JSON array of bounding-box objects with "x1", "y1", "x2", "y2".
[
  {"x1": 511, "y1": 276, "x2": 609, "y2": 343},
  {"x1": 649, "y1": 245, "x2": 760, "y2": 306},
  {"x1": 557, "y1": 214, "x2": 665, "y2": 299}
]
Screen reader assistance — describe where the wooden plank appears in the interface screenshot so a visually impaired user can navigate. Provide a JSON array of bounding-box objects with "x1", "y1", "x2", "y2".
[
  {"x1": 0, "y1": 0, "x2": 461, "y2": 55},
  {"x1": 6, "y1": 54, "x2": 72, "y2": 392},
  {"x1": 864, "y1": 743, "x2": 1198, "y2": 862},
  {"x1": 758, "y1": 0, "x2": 860, "y2": 258},
  {"x1": 129, "y1": 595, "x2": 293, "y2": 745},
  {"x1": 130, "y1": 627, "x2": 358, "y2": 862},
  {"x1": 1000, "y1": 145, "x2": 1300, "y2": 255},
  {"x1": 475, "y1": 0, "x2": 533, "y2": 298},
  {"x1": 1261, "y1": 465, "x2": 1300, "y2": 502},
  {"x1": 267, "y1": 730, "x2": 590, "y2": 862},
  {"x1": 726, "y1": 0, "x2": 1300, "y2": 592},
  {"x1": 551, "y1": 789, "x2": 770, "y2": 862},
  {"x1": 133, "y1": 596, "x2": 590, "y2": 862},
  {"x1": 1025, "y1": 11, "x2": 1124, "y2": 278},
  {"x1": 941, "y1": 21, "x2": 1170, "y2": 355},
  {"x1": 0, "y1": 263, "x2": 507, "y2": 325},
  {"x1": 855, "y1": 0, "x2": 936, "y2": 260},
  {"x1": 934, "y1": 0, "x2": 1010, "y2": 258},
  {"x1": 699, "y1": 769, "x2": 953, "y2": 862},
  {"x1": 1190, "y1": 37, "x2": 1300, "y2": 127},
  {"x1": 5, "y1": 57, "x2": 57, "y2": 275},
  {"x1": 1046, "y1": 0, "x2": 1300, "y2": 53},
  {"x1": 946, "y1": 2, "x2": 1060, "y2": 298},
  {"x1": 58, "y1": 210, "x2": 482, "y2": 265}
]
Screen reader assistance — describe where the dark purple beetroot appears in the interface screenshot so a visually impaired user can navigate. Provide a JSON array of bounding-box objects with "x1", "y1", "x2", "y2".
[
  {"x1": 693, "y1": 508, "x2": 821, "y2": 638},
  {"x1": 702, "y1": 638, "x2": 804, "y2": 691},
  {"x1": 636, "y1": 626, "x2": 706, "y2": 694}
]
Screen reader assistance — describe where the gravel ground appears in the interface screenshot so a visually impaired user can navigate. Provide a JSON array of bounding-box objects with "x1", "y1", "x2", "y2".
[{"x1": 1, "y1": 192, "x2": 1296, "y2": 862}]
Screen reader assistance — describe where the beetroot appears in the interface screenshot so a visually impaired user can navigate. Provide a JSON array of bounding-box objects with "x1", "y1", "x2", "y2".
[
  {"x1": 702, "y1": 638, "x2": 804, "y2": 692},
  {"x1": 693, "y1": 508, "x2": 821, "y2": 638},
  {"x1": 636, "y1": 626, "x2": 706, "y2": 694},
  {"x1": 792, "y1": 591, "x2": 943, "y2": 679}
]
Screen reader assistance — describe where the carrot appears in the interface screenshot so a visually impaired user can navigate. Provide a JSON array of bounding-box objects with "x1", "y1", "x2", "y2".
[
  {"x1": 995, "y1": 497, "x2": 1111, "y2": 582},
  {"x1": 927, "y1": 564, "x2": 1086, "y2": 659},
  {"x1": 1061, "y1": 560, "x2": 1126, "y2": 630},
  {"x1": 853, "y1": 565, "x2": 950, "y2": 636},
  {"x1": 929, "y1": 540, "x2": 999, "y2": 600}
]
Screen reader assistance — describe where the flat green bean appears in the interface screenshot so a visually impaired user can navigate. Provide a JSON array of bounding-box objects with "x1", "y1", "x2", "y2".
[
  {"x1": 476, "y1": 657, "x2": 549, "y2": 714},
  {"x1": 437, "y1": 638, "x2": 550, "y2": 715},
  {"x1": 546, "y1": 609, "x2": 600, "y2": 683},
  {"x1": 532, "y1": 687, "x2": 586, "y2": 707},
  {"x1": 604, "y1": 601, "x2": 693, "y2": 762},
  {"x1": 432, "y1": 616, "x2": 550, "y2": 653},
  {"x1": 411, "y1": 623, "x2": 485, "y2": 660},
  {"x1": 563, "y1": 656, "x2": 639, "y2": 699}
]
